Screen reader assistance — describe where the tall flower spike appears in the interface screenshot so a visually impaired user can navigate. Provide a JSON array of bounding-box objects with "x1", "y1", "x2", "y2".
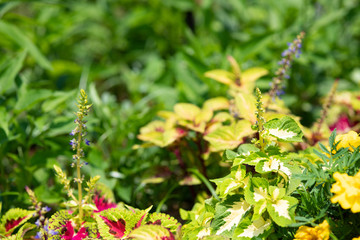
[
  {"x1": 269, "y1": 32, "x2": 305, "y2": 100},
  {"x1": 255, "y1": 88, "x2": 266, "y2": 152},
  {"x1": 71, "y1": 89, "x2": 92, "y2": 224}
]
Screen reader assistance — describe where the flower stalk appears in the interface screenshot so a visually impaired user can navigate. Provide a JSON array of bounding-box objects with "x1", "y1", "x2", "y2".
[
  {"x1": 255, "y1": 88, "x2": 266, "y2": 152},
  {"x1": 268, "y1": 32, "x2": 305, "y2": 101},
  {"x1": 72, "y1": 89, "x2": 92, "y2": 223}
]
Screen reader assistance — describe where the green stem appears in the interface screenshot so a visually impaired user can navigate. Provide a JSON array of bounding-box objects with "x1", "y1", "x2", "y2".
[
  {"x1": 188, "y1": 168, "x2": 219, "y2": 200},
  {"x1": 258, "y1": 126, "x2": 265, "y2": 152},
  {"x1": 76, "y1": 122, "x2": 83, "y2": 223}
]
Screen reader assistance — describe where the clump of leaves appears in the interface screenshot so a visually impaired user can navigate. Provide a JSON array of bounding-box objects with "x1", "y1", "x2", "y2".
[
  {"x1": 0, "y1": 90, "x2": 181, "y2": 240},
  {"x1": 180, "y1": 88, "x2": 304, "y2": 239},
  {"x1": 294, "y1": 129, "x2": 360, "y2": 239}
]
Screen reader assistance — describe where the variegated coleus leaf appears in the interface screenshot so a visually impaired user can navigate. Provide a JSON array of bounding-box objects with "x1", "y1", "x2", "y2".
[
  {"x1": 263, "y1": 116, "x2": 303, "y2": 142},
  {"x1": 147, "y1": 212, "x2": 181, "y2": 234},
  {"x1": 266, "y1": 196, "x2": 298, "y2": 227},
  {"x1": 255, "y1": 156, "x2": 302, "y2": 194},
  {"x1": 174, "y1": 103, "x2": 213, "y2": 133},
  {"x1": 0, "y1": 208, "x2": 35, "y2": 236},
  {"x1": 204, "y1": 120, "x2": 255, "y2": 152},
  {"x1": 137, "y1": 120, "x2": 185, "y2": 147},
  {"x1": 95, "y1": 206, "x2": 151, "y2": 239},
  {"x1": 241, "y1": 152, "x2": 268, "y2": 166},
  {"x1": 233, "y1": 216, "x2": 272, "y2": 240},
  {"x1": 4, "y1": 223, "x2": 36, "y2": 240},
  {"x1": 237, "y1": 144, "x2": 260, "y2": 157},
  {"x1": 202, "y1": 235, "x2": 230, "y2": 240},
  {"x1": 180, "y1": 210, "x2": 214, "y2": 240},
  {"x1": 244, "y1": 177, "x2": 269, "y2": 220},
  {"x1": 48, "y1": 210, "x2": 91, "y2": 240},
  {"x1": 127, "y1": 224, "x2": 176, "y2": 240},
  {"x1": 211, "y1": 195, "x2": 251, "y2": 237},
  {"x1": 255, "y1": 156, "x2": 293, "y2": 180},
  {"x1": 211, "y1": 165, "x2": 247, "y2": 198}
]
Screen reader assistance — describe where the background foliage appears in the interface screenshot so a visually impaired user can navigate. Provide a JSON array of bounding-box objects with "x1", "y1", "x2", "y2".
[{"x1": 1, "y1": 0, "x2": 360, "y2": 219}]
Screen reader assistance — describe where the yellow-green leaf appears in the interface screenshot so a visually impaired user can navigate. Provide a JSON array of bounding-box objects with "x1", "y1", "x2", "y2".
[
  {"x1": 235, "y1": 93, "x2": 257, "y2": 124},
  {"x1": 205, "y1": 69, "x2": 235, "y2": 85}
]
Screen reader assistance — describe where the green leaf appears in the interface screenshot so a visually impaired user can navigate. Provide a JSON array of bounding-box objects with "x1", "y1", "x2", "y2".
[
  {"x1": 223, "y1": 150, "x2": 238, "y2": 161},
  {"x1": 0, "y1": 51, "x2": 26, "y2": 94},
  {"x1": 244, "y1": 177, "x2": 269, "y2": 206},
  {"x1": 212, "y1": 177, "x2": 242, "y2": 198},
  {"x1": 15, "y1": 223, "x2": 36, "y2": 240},
  {"x1": 237, "y1": 144, "x2": 259, "y2": 157},
  {"x1": 0, "y1": 21, "x2": 52, "y2": 70},
  {"x1": 233, "y1": 216, "x2": 272, "y2": 240},
  {"x1": 42, "y1": 90, "x2": 76, "y2": 112},
  {"x1": 14, "y1": 88, "x2": 53, "y2": 112},
  {"x1": 264, "y1": 116, "x2": 303, "y2": 142},
  {"x1": 202, "y1": 235, "x2": 230, "y2": 240},
  {"x1": 242, "y1": 152, "x2": 268, "y2": 166},
  {"x1": 266, "y1": 196, "x2": 298, "y2": 227},
  {"x1": 212, "y1": 195, "x2": 251, "y2": 236}
]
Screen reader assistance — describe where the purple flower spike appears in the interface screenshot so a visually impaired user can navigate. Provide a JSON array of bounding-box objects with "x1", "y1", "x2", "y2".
[
  {"x1": 35, "y1": 219, "x2": 40, "y2": 227},
  {"x1": 85, "y1": 139, "x2": 90, "y2": 146},
  {"x1": 34, "y1": 232, "x2": 42, "y2": 239},
  {"x1": 70, "y1": 139, "x2": 76, "y2": 146},
  {"x1": 43, "y1": 206, "x2": 51, "y2": 212}
]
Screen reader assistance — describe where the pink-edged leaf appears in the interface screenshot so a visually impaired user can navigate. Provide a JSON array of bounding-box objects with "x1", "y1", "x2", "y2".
[
  {"x1": 100, "y1": 216, "x2": 126, "y2": 238},
  {"x1": 73, "y1": 226, "x2": 88, "y2": 240},
  {"x1": 62, "y1": 221, "x2": 75, "y2": 240},
  {"x1": 135, "y1": 212, "x2": 148, "y2": 228},
  {"x1": 62, "y1": 221, "x2": 88, "y2": 240},
  {"x1": 93, "y1": 194, "x2": 117, "y2": 213}
]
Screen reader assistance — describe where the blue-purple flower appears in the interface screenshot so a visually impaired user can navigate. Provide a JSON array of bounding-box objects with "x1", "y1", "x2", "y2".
[{"x1": 269, "y1": 32, "x2": 305, "y2": 100}]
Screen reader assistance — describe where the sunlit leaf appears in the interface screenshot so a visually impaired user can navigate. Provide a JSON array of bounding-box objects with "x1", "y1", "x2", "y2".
[
  {"x1": 264, "y1": 116, "x2": 303, "y2": 142},
  {"x1": 204, "y1": 69, "x2": 235, "y2": 85}
]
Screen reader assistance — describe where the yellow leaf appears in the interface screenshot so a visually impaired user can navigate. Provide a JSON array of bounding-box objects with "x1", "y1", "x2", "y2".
[{"x1": 204, "y1": 69, "x2": 235, "y2": 85}]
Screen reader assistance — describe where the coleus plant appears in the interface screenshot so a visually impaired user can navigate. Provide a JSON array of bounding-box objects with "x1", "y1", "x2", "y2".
[
  {"x1": 180, "y1": 88, "x2": 304, "y2": 239},
  {"x1": 0, "y1": 90, "x2": 180, "y2": 239},
  {"x1": 137, "y1": 96, "x2": 257, "y2": 182},
  {"x1": 136, "y1": 59, "x2": 274, "y2": 184}
]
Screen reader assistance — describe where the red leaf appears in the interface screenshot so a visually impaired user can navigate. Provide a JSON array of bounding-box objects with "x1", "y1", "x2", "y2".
[
  {"x1": 100, "y1": 216, "x2": 126, "y2": 238},
  {"x1": 5, "y1": 217, "x2": 26, "y2": 232}
]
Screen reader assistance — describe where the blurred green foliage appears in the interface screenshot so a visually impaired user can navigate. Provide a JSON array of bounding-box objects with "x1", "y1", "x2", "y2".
[{"x1": 0, "y1": 0, "x2": 360, "y2": 216}]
